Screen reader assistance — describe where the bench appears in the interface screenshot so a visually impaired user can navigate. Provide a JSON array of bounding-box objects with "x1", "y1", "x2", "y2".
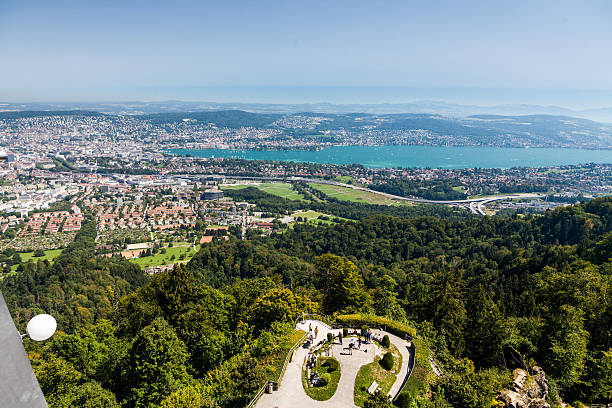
[{"x1": 367, "y1": 380, "x2": 380, "y2": 395}]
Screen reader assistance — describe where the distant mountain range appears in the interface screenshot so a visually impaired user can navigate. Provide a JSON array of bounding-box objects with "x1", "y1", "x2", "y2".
[{"x1": 2, "y1": 100, "x2": 612, "y2": 122}]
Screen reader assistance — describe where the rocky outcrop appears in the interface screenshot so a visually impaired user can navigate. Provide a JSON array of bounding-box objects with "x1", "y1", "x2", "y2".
[{"x1": 497, "y1": 366, "x2": 550, "y2": 408}]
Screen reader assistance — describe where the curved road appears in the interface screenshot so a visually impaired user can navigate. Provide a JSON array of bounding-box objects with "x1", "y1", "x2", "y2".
[
  {"x1": 216, "y1": 174, "x2": 543, "y2": 208},
  {"x1": 289, "y1": 177, "x2": 544, "y2": 205}
]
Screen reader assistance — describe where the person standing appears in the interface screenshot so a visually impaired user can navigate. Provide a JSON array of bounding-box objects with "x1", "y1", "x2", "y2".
[{"x1": 314, "y1": 326, "x2": 318, "y2": 338}]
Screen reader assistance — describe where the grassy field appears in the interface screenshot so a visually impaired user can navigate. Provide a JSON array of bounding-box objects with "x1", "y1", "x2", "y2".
[
  {"x1": 309, "y1": 183, "x2": 409, "y2": 206},
  {"x1": 129, "y1": 244, "x2": 198, "y2": 269},
  {"x1": 354, "y1": 342, "x2": 403, "y2": 407},
  {"x1": 302, "y1": 356, "x2": 341, "y2": 401},
  {"x1": 452, "y1": 185, "x2": 467, "y2": 194},
  {"x1": 291, "y1": 210, "x2": 349, "y2": 226},
  {"x1": 10, "y1": 249, "x2": 64, "y2": 270},
  {"x1": 223, "y1": 182, "x2": 307, "y2": 201},
  {"x1": 20, "y1": 249, "x2": 63, "y2": 263}
]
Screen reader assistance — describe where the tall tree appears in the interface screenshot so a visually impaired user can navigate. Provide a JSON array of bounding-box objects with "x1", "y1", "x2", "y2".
[
  {"x1": 541, "y1": 305, "x2": 588, "y2": 389},
  {"x1": 426, "y1": 267, "x2": 467, "y2": 355},
  {"x1": 373, "y1": 274, "x2": 406, "y2": 321},
  {"x1": 465, "y1": 286, "x2": 508, "y2": 367},
  {"x1": 246, "y1": 287, "x2": 315, "y2": 332},
  {"x1": 121, "y1": 317, "x2": 192, "y2": 408},
  {"x1": 315, "y1": 254, "x2": 371, "y2": 314}
]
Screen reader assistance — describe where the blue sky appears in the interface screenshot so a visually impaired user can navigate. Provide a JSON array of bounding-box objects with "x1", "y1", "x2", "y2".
[{"x1": 1, "y1": 0, "x2": 611, "y2": 106}]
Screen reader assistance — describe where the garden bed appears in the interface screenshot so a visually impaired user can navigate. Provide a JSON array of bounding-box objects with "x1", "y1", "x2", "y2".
[
  {"x1": 354, "y1": 342, "x2": 402, "y2": 407},
  {"x1": 302, "y1": 356, "x2": 341, "y2": 401}
]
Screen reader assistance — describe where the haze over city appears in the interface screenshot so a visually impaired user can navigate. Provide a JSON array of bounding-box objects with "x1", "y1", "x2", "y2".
[{"x1": 2, "y1": 0, "x2": 612, "y2": 108}]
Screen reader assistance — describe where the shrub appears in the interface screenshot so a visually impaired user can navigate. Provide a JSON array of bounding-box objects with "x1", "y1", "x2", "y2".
[
  {"x1": 322, "y1": 358, "x2": 339, "y2": 373},
  {"x1": 336, "y1": 314, "x2": 417, "y2": 338},
  {"x1": 364, "y1": 390, "x2": 393, "y2": 408},
  {"x1": 327, "y1": 332, "x2": 334, "y2": 343},
  {"x1": 318, "y1": 373, "x2": 331, "y2": 387},
  {"x1": 381, "y1": 335, "x2": 390, "y2": 348},
  {"x1": 342, "y1": 327, "x2": 348, "y2": 337},
  {"x1": 394, "y1": 392, "x2": 413, "y2": 408},
  {"x1": 381, "y1": 351, "x2": 394, "y2": 371}
]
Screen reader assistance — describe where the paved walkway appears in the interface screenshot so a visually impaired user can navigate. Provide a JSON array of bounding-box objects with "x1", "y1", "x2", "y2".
[{"x1": 256, "y1": 319, "x2": 413, "y2": 408}]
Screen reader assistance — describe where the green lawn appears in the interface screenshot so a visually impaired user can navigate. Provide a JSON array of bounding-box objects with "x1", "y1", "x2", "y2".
[
  {"x1": 293, "y1": 210, "x2": 326, "y2": 220},
  {"x1": 291, "y1": 210, "x2": 349, "y2": 226},
  {"x1": 302, "y1": 356, "x2": 341, "y2": 401},
  {"x1": 354, "y1": 342, "x2": 403, "y2": 407},
  {"x1": 223, "y1": 183, "x2": 307, "y2": 201},
  {"x1": 129, "y1": 244, "x2": 198, "y2": 269},
  {"x1": 20, "y1": 249, "x2": 63, "y2": 263},
  {"x1": 309, "y1": 183, "x2": 408, "y2": 206},
  {"x1": 10, "y1": 249, "x2": 63, "y2": 270},
  {"x1": 333, "y1": 175, "x2": 356, "y2": 184}
]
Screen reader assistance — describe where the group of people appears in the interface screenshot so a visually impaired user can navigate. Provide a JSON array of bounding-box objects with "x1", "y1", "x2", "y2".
[
  {"x1": 340, "y1": 328, "x2": 377, "y2": 355},
  {"x1": 306, "y1": 324, "x2": 322, "y2": 349},
  {"x1": 306, "y1": 354, "x2": 317, "y2": 369},
  {"x1": 309, "y1": 371, "x2": 320, "y2": 387},
  {"x1": 308, "y1": 323, "x2": 319, "y2": 339}
]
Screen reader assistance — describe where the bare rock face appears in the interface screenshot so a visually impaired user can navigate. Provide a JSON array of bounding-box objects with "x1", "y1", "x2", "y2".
[{"x1": 497, "y1": 366, "x2": 550, "y2": 408}]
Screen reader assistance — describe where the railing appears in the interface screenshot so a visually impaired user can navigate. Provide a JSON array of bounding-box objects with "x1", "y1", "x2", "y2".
[
  {"x1": 245, "y1": 330, "x2": 308, "y2": 408},
  {"x1": 392, "y1": 341, "x2": 416, "y2": 402},
  {"x1": 429, "y1": 354, "x2": 447, "y2": 378},
  {"x1": 246, "y1": 386, "x2": 266, "y2": 408},
  {"x1": 277, "y1": 332, "x2": 308, "y2": 386},
  {"x1": 295, "y1": 313, "x2": 336, "y2": 329}
]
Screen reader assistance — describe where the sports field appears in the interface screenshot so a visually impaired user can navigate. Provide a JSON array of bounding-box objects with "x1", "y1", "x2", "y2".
[{"x1": 223, "y1": 183, "x2": 306, "y2": 201}]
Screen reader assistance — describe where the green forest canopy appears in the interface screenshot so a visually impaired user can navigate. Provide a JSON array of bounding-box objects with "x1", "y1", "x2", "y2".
[{"x1": 0, "y1": 197, "x2": 610, "y2": 407}]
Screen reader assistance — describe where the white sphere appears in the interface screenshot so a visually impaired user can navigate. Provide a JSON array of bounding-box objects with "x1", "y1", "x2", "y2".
[{"x1": 26, "y1": 314, "x2": 57, "y2": 341}]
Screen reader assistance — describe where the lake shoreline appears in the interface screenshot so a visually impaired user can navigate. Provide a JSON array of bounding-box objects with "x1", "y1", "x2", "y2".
[{"x1": 166, "y1": 146, "x2": 612, "y2": 169}]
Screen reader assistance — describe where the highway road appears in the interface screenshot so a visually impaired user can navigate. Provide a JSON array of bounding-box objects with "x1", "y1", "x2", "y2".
[{"x1": 288, "y1": 177, "x2": 544, "y2": 206}]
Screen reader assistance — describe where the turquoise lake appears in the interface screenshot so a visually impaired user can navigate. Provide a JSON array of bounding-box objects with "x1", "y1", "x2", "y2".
[{"x1": 168, "y1": 146, "x2": 612, "y2": 169}]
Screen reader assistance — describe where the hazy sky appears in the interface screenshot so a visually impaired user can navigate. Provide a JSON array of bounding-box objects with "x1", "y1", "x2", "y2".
[{"x1": 1, "y1": 0, "x2": 612, "y2": 106}]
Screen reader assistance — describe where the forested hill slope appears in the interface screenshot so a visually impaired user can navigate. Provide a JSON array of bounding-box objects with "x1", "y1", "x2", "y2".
[
  {"x1": 0, "y1": 198, "x2": 609, "y2": 407},
  {"x1": 186, "y1": 197, "x2": 612, "y2": 404}
]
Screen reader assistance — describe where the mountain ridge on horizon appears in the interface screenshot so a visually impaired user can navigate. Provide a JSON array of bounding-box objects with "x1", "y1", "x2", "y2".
[{"x1": 2, "y1": 100, "x2": 612, "y2": 123}]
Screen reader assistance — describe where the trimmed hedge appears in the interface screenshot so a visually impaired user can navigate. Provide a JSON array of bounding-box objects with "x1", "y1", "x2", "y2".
[
  {"x1": 322, "y1": 358, "x2": 339, "y2": 373},
  {"x1": 335, "y1": 314, "x2": 417, "y2": 339}
]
